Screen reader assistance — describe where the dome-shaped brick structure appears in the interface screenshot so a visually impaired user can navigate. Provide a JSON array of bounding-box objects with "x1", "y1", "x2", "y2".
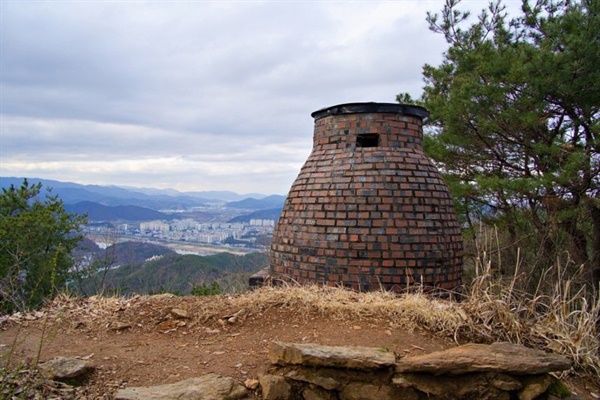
[{"x1": 270, "y1": 102, "x2": 464, "y2": 291}]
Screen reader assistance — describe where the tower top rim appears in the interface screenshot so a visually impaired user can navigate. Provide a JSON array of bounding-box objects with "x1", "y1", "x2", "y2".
[{"x1": 311, "y1": 102, "x2": 429, "y2": 120}]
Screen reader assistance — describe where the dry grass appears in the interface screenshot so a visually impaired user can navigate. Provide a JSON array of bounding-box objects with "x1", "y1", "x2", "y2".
[
  {"x1": 459, "y1": 227, "x2": 600, "y2": 376},
  {"x1": 228, "y1": 282, "x2": 467, "y2": 334},
  {"x1": 463, "y1": 251, "x2": 600, "y2": 376}
]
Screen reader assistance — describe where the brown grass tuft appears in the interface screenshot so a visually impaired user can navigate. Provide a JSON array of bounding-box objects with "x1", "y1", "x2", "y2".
[
  {"x1": 225, "y1": 282, "x2": 467, "y2": 334},
  {"x1": 460, "y1": 229, "x2": 600, "y2": 376}
]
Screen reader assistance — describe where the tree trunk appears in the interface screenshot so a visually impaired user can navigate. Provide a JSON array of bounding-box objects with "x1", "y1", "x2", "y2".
[{"x1": 588, "y1": 200, "x2": 600, "y2": 294}]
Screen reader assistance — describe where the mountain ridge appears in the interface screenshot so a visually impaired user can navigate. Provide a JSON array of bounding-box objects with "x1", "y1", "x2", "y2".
[
  {"x1": 0, "y1": 177, "x2": 279, "y2": 209},
  {"x1": 64, "y1": 201, "x2": 174, "y2": 222},
  {"x1": 226, "y1": 195, "x2": 286, "y2": 210}
]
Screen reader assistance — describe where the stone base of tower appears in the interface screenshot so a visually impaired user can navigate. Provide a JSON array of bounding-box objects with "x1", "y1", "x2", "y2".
[{"x1": 269, "y1": 264, "x2": 463, "y2": 294}]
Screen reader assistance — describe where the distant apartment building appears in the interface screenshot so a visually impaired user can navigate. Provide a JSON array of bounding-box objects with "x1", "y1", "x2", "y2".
[
  {"x1": 140, "y1": 220, "x2": 170, "y2": 232},
  {"x1": 198, "y1": 232, "x2": 230, "y2": 244},
  {"x1": 106, "y1": 215, "x2": 273, "y2": 248},
  {"x1": 249, "y1": 219, "x2": 275, "y2": 227},
  {"x1": 171, "y1": 219, "x2": 199, "y2": 231}
]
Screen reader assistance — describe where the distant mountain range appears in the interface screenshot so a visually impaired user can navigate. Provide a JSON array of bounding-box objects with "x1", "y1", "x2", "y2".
[
  {"x1": 66, "y1": 198, "x2": 285, "y2": 222},
  {"x1": 64, "y1": 201, "x2": 174, "y2": 222},
  {"x1": 1, "y1": 177, "x2": 286, "y2": 222},
  {"x1": 120, "y1": 186, "x2": 267, "y2": 202},
  {"x1": 1, "y1": 177, "x2": 211, "y2": 209},
  {"x1": 228, "y1": 208, "x2": 283, "y2": 223},
  {"x1": 226, "y1": 195, "x2": 287, "y2": 210}
]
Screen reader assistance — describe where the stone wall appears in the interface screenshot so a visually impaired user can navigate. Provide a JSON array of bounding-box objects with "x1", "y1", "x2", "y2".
[
  {"x1": 260, "y1": 341, "x2": 574, "y2": 400},
  {"x1": 113, "y1": 341, "x2": 576, "y2": 400}
]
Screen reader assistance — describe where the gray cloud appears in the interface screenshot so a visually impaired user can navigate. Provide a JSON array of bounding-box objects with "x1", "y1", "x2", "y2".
[{"x1": 1, "y1": 0, "x2": 492, "y2": 194}]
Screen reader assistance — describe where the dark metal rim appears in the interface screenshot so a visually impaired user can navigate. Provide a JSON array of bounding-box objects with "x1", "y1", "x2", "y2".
[{"x1": 311, "y1": 102, "x2": 429, "y2": 120}]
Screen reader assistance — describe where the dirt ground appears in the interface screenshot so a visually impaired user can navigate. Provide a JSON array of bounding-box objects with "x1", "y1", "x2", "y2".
[{"x1": 1, "y1": 290, "x2": 598, "y2": 399}]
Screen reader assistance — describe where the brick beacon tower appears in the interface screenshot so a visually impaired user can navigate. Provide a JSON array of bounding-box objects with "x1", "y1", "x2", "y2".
[{"x1": 269, "y1": 102, "x2": 464, "y2": 291}]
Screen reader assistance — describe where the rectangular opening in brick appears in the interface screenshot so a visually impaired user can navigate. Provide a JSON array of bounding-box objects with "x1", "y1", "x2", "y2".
[{"x1": 356, "y1": 133, "x2": 379, "y2": 148}]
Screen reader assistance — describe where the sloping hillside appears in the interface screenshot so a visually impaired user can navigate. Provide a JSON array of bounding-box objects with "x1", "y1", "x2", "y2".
[
  {"x1": 97, "y1": 252, "x2": 268, "y2": 295},
  {"x1": 228, "y1": 208, "x2": 282, "y2": 223},
  {"x1": 65, "y1": 201, "x2": 173, "y2": 221}
]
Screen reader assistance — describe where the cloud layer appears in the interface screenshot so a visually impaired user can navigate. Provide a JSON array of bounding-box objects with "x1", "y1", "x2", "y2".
[{"x1": 1, "y1": 1, "x2": 468, "y2": 194}]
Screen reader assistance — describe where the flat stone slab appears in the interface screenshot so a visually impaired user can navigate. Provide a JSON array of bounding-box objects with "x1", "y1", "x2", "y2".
[
  {"x1": 393, "y1": 372, "x2": 523, "y2": 397},
  {"x1": 39, "y1": 356, "x2": 93, "y2": 380},
  {"x1": 114, "y1": 374, "x2": 248, "y2": 400},
  {"x1": 269, "y1": 341, "x2": 396, "y2": 370},
  {"x1": 395, "y1": 342, "x2": 571, "y2": 375}
]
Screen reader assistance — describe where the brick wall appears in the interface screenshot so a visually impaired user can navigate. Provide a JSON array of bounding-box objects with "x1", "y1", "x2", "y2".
[{"x1": 270, "y1": 103, "x2": 463, "y2": 291}]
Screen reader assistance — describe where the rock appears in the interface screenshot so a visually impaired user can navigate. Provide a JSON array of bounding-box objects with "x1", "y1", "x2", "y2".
[
  {"x1": 249, "y1": 267, "x2": 270, "y2": 289},
  {"x1": 393, "y1": 372, "x2": 512, "y2": 400},
  {"x1": 490, "y1": 374, "x2": 523, "y2": 391},
  {"x1": 340, "y1": 382, "x2": 419, "y2": 400},
  {"x1": 394, "y1": 373, "x2": 447, "y2": 396},
  {"x1": 396, "y1": 342, "x2": 571, "y2": 375},
  {"x1": 114, "y1": 374, "x2": 248, "y2": 400},
  {"x1": 39, "y1": 356, "x2": 93, "y2": 380},
  {"x1": 109, "y1": 323, "x2": 132, "y2": 332},
  {"x1": 170, "y1": 308, "x2": 189, "y2": 319},
  {"x1": 518, "y1": 374, "x2": 552, "y2": 400},
  {"x1": 259, "y1": 374, "x2": 291, "y2": 400},
  {"x1": 302, "y1": 385, "x2": 337, "y2": 400},
  {"x1": 269, "y1": 341, "x2": 396, "y2": 370},
  {"x1": 150, "y1": 293, "x2": 175, "y2": 299},
  {"x1": 225, "y1": 309, "x2": 247, "y2": 324},
  {"x1": 285, "y1": 368, "x2": 343, "y2": 390},
  {"x1": 244, "y1": 378, "x2": 259, "y2": 390}
]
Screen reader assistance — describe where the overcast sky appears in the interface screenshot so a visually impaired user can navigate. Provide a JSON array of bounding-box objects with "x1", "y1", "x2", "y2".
[{"x1": 0, "y1": 0, "x2": 520, "y2": 195}]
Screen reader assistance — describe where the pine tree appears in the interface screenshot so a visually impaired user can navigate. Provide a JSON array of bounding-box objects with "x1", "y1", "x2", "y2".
[
  {"x1": 400, "y1": 0, "x2": 600, "y2": 289},
  {"x1": 0, "y1": 179, "x2": 87, "y2": 312}
]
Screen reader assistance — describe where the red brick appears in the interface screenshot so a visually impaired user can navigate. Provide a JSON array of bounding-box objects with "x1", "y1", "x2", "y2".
[{"x1": 270, "y1": 103, "x2": 463, "y2": 292}]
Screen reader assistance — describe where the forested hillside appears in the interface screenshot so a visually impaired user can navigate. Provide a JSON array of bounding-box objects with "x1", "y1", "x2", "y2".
[{"x1": 78, "y1": 251, "x2": 268, "y2": 296}]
